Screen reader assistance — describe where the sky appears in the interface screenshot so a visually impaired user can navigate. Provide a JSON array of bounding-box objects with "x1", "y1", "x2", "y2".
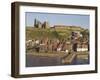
[{"x1": 25, "y1": 12, "x2": 90, "y2": 29}]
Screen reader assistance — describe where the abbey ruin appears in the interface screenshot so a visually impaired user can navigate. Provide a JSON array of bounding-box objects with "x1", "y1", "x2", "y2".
[{"x1": 34, "y1": 19, "x2": 49, "y2": 29}]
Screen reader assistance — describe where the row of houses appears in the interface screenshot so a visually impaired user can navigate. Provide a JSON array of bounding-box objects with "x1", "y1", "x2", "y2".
[{"x1": 26, "y1": 38, "x2": 89, "y2": 53}]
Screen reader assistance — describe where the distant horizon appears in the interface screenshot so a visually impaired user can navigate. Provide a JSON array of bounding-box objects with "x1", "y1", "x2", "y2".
[{"x1": 26, "y1": 12, "x2": 90, "y2": 29}]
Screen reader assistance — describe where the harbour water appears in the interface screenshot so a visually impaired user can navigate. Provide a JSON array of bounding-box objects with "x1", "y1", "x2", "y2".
[{"x1": 26, "y1": 54, "x2": 89, "y2": 67}]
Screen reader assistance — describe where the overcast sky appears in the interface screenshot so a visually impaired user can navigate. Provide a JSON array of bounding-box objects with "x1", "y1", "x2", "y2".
[{"x1": 26, "y1": 12, "x2": 89, "y2": 29}]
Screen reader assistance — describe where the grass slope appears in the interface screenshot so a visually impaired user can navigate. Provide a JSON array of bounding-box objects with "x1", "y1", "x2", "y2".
[{"x1": 26, "y1": 26, "x2": 86, "y2": 40}]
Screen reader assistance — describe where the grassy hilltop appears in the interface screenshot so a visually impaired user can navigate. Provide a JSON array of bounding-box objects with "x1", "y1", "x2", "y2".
[{"x1": 26, "y1": 26, "x2": 88, "y2": 41}]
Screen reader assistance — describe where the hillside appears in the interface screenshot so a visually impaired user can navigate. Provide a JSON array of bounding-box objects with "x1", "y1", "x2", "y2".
[
  {"x1": 26, "y1": 26, "x2": 88, "y2": 41},
  {"x1": 26, "y1": 28, "x2": 59, "y2": 40}
]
